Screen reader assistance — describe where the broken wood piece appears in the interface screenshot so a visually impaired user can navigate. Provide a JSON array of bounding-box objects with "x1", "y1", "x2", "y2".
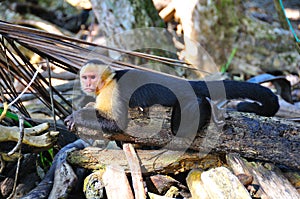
[
  {"x1": 187, "y1": 167, "x2": 253, "y2": 199},
  {"x1": 68, "y1": 148, "x2": 222, "y2": 174},
  {"x1": 226, "y1": 153, "x2": 268, "y2": 198},
  {"x1": 186, "y1": 169, "x2": 209, "y2": 199},
  {"x1": 150, "y1": 174, "x2": 190, "y2": 198},
  {"x1": 0, "y1": 151, "x2": 21, "y2": 162},
  {"x1": 227, "y1": 154, "x2": 300, "y2": 199},
  {"x1": 102, "y1": 165, "x2": 134, "y2": 199},
  {"x1": 123, "y1": 143, "x2": 146, "y2": 199},
  {"x1": 0, "y1": 123, "x2": 59, "y2": 148},
  {"x1": 201, "y1": 167, "x2": 252, "y2": 199},
  {"x1": 83, "y1": 170, "x2": 105, "y2": 199}
]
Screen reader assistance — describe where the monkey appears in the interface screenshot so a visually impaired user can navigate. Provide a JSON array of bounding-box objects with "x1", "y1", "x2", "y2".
[{"x1": 65, "y1": 59, "x2": 279, "y2": 136}]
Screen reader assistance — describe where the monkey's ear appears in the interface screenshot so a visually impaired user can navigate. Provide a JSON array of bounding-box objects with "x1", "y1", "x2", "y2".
[{"x1": 101, "y1": 66, "x2": 116, "y2": 81}]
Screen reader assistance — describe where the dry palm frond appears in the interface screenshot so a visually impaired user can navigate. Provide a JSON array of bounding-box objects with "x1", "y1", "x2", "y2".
[
  {"x1": 0, "y1": 20, "x2": 193, "y2": 70},
  {"x1": 0, "y1": 20, "x2": 195, "y2": 120}
]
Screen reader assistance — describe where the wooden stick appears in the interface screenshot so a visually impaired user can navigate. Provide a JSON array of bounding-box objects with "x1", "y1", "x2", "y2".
[{"x1": 123, "y1": 143, "x2": 146, "y2": 199}]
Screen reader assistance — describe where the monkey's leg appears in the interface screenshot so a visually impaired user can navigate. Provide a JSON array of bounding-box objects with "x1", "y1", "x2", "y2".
[{"x1": 171, "y1": 97, "x2": 211, "y2": 135}]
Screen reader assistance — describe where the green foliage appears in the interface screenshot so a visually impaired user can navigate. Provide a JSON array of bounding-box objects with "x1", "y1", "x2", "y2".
[
  {"x1": 0, "y1": 108, "x2": 32, "y2": 127},
  {"x1": 221, "y1": 47, "x2": 237, "y2": 73},
  {"x1": 39, "y1": 148, "x2": 54, "y2": 170}
]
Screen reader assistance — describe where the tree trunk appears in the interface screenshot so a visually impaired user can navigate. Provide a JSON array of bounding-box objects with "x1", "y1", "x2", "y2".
[{"x1": 189, "y1": 0, "x2": 299, "y2": 73}]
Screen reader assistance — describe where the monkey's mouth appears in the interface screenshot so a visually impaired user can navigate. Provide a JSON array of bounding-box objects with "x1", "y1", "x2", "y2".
[{"x1": 84, "y1": 88, "x2": 95, "y2": 92}]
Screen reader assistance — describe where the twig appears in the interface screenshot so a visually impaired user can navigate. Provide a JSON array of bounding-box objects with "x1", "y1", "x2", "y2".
[
  {"x1": 47, "y1": 58, "x2": 57, "y2": 131},
  {"x1": 7, "y1": 110, "x2": 24, "y2": 156},
  {"x1": 8, "y1": 64, "x2": 42, "y2": 107},
  {"x1": 0, "y1": 155, "x2": 5, "y2": 173},
  {"x1": 7, "y1": 148, "x2": 22, "y2": 199}
]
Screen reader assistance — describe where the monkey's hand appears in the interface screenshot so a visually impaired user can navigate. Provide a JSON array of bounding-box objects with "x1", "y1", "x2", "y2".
[
  {"x1": 64, "y1": 113, "x2": 76, "y2": 131},
  {"x1": 64, "y1": 108, "x2": 102, "y2": 132}
]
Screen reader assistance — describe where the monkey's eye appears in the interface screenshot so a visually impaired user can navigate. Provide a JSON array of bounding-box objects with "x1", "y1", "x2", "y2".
[
  {"x1": 91, "y1": 75, "x2": 96, "y2": 79},
  {"x1": 81, "y1": 75, "x2": 87, "y2": 80}
]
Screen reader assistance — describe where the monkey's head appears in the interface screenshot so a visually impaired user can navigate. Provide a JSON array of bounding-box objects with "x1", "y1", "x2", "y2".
[{"x1": 80, "y1": 60, "x2": 115, "y2": 97}]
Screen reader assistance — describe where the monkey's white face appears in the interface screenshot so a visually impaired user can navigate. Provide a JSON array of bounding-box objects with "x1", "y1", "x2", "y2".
[{"x1": 80, "y1": 71, "x2": 101, "y2": 96}]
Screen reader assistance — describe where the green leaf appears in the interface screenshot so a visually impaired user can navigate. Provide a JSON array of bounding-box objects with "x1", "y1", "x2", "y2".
[
  {"x1": 221, "y1": 47, "x2": 237, "y2": 73},
  {"x1": 0, "y1": 108, "x2": 32, "y2": 127}
]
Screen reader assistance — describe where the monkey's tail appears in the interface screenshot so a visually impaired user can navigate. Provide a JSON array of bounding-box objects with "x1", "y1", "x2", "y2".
[{"x1": 190, "y1": 80, "x2": 279, "y2": 116}]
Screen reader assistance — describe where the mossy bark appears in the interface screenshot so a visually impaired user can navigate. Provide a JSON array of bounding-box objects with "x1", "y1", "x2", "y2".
[{"x1": 128, "y1": 0, "x2": 165, "y2": 28}]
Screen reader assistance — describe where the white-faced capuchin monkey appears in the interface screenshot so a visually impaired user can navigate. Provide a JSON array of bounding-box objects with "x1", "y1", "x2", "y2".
[{"x1": 65, "y1": 59, "x2": 279, "y2": 135}]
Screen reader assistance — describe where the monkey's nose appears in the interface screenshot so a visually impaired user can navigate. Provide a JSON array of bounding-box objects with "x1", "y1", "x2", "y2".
[{"x1": 86, "y1": 81, "x2": 92, "y2": 86}]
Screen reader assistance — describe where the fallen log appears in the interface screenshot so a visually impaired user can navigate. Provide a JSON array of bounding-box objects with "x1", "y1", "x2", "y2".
[{"x1": 74, "y1": 110, "x2": 300, "y2": 170}]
